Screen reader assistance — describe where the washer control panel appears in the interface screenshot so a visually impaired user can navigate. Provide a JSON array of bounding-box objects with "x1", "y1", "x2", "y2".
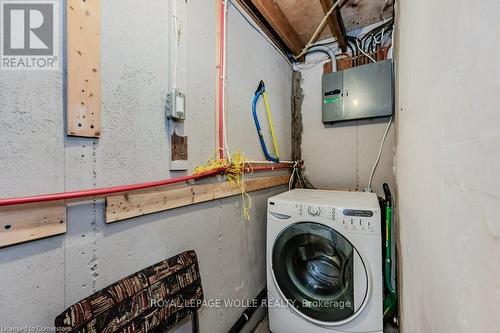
[
  {"x1": 340, "y1": 209, "x2": 377, "y2": 233},
  {"x1": 295, "y1": 203, "x2": 336, "y2": 221},
  {"x1": 292, "y1": 203, "x2": 378, "y2": 234},
  {"x1": 340, "y1": 216, "x2": 376, "y2": 233}
]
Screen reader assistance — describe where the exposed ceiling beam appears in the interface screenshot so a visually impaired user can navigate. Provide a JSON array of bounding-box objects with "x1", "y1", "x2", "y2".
[
  {"x1": 235, "y1": 0, "x2": 290, "y2": 55},
  {"x1": 320, "y1": 0, "x2": 347, "y2": 52},
  {"x1": 249, "y1": 0, "x2": 304, "y2": 56}
]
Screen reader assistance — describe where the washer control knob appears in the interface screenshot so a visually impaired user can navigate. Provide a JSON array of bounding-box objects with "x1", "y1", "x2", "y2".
[{"x1": 307, "y1": 206, "x2": 321, "y2": 216}]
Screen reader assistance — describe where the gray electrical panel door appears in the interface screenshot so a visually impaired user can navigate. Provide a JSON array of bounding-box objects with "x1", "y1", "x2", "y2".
[
  {"x1": 322, "y1": 70, "x2": 343, "y2": 123},
  {"x1": 322, "y1": 59, "x2": 393, "y2": 124}
]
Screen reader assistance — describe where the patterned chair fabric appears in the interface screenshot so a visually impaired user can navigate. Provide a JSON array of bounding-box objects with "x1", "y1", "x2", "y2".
[{"x1": 55, "y1": 250, "x2": 203, "y2": 333}]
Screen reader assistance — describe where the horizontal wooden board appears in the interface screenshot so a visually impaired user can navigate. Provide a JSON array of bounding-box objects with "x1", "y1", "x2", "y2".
[
  {"x1": 0, "y1": 204, "x2": 66, "y2": 248},
  {"x1": 106, "y1": 174, "x2": 290, "y2": 223}
]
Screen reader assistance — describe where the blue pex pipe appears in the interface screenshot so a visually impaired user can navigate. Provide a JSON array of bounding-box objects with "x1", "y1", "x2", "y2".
[{"x1": 252, "y1": 82, "x2": 279, "y2": 163}]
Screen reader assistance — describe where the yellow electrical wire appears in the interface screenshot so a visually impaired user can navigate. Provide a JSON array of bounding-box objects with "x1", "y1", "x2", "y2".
[
  {"x1": 193, "y1": 150, "x2": 253, "y2": 221},
  {"x1": 193, "y1": 152, "x2": 229, "y2": 175},
  {"x1": 227, "y1": 150, "x2": 252, "y2": 221},
  {"x1": 262, "y1": 91, "x2": 280, "y2": 160}
]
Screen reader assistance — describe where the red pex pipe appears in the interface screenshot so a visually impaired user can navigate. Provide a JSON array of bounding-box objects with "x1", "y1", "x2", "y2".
[
  {"x1": 0, "y1": 163, "x2": 292, "y2": 207},
  {"x1": 0, "y1": 168, "x2": 225, "y2": 207},
  {"x1": 216, "y1": 0, "x2": 226, "y2": 160}
]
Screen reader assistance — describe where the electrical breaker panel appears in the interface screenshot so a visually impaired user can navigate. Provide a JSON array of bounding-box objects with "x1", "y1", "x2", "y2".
[{"x1": 322, "y1": 59, "x2": 394, "y2": 124}]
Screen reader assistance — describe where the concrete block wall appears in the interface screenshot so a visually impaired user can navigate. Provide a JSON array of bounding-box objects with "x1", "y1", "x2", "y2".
[
  {"x1": 0, "y1": 0, "x2": 291, "y2": 330},
  {"x1": 395, "y1": 0, "x2": 500, "y2": 331}
]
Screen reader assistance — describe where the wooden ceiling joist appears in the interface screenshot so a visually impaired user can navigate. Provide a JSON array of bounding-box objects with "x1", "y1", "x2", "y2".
[
  {"x1": 320, "y1": 0, "x2": 347, "y2": 52},
  {"x1": 235, "y1": 0, "x2": 290, "y2": 56},
  {"x1": 249, "y1": 0, "x2": 304, "y2": 56}
]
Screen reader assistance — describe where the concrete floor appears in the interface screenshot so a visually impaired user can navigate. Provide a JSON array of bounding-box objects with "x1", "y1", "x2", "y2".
[
  {"x1": 252, "y1": 316, "x2": 399, "y2": 333},
  {"x1": 252, "y1": 317, "x2": 269, "y2": 333}
]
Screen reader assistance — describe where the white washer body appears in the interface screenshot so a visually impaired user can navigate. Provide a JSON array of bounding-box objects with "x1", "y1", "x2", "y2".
[{"x1": 267, "y1": 189, "x2": 383, "y2": 333}]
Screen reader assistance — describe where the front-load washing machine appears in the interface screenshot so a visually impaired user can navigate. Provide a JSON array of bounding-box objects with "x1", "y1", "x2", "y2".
[{"x1": 267, "y1": 189, "x2": 383, "y2": 333}]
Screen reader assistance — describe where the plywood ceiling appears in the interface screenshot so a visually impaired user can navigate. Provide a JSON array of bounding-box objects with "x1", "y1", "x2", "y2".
[{"x1": 274, "y1": 0, "x2": 394, "y2": 44}]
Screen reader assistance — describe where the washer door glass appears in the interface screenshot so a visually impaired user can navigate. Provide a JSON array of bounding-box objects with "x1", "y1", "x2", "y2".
[{"x1": 272, "y1": 222, "x2": 367, "y2": 323}]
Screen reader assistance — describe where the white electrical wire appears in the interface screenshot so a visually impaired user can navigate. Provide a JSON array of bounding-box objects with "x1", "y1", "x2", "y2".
[
  {"x1": 356, "y1": 37, "x2": 376, "y2": 63},
  {"x1": 294, "y1": 0, "x2": 343, "y2": 59},
  {"x1": 288, "y1": 161, "x2": 303, "y2": 190},
  {"x1": 367, "y1": 116, "x2": 393, "y2": 191},
  {"x1": 373, "y1": 27, "x2": 385, "y2": 45},
  {"x1": 289, "y1": 164, "x2": 297, "y2": 190}
]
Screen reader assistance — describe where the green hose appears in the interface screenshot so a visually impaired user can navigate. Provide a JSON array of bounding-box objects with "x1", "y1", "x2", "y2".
[{"x1": 383, "y1": 184, "x2": 397, "y2": 319}]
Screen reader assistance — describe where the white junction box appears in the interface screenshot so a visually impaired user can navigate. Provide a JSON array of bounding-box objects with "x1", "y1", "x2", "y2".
[{"x1": 166, "y1": 89, "x2": 186, "y2": 120}]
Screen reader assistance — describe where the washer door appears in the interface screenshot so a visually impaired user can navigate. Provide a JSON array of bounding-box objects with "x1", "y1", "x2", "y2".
[{"x1": 272, "y1": 222, "x2": 368, "y2": 324}]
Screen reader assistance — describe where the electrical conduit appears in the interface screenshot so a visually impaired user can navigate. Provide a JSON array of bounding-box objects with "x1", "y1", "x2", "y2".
[
  {"x1": 306, "y1": 45, "x2": 337, "y2": 72},
  {"x1": 252, "y1": 81, "x2": 280, "y2": 163}
]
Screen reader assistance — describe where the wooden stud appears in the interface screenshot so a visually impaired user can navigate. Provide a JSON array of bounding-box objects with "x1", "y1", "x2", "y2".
[
  {"x1": 249, "y1": 0, "x2": 304, "y2": 56},
  {"x1": 0, "y1": 204, "x2": 66, "y2": 248},
  {"x1": 336, "y1": 56, "x2": 353, "y2": 70},
  {"x1": 67, "y1": 0, "x2": 101, "y2": 138},
  {"x1": 323, "y1": 61, "x2": 333, "y2": 73},
  {"x1": 319, "y1": 0, "x2": 347, "y2": 52},
  {"x1": 105, "y1": 174, "x2": 290, "y2": 223},
  {"x1": 171, "y1": 133, "x2": 188, "y2": 161}
]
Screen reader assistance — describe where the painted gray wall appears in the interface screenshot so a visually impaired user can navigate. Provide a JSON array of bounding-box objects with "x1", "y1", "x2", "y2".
[
  {"x1": 300, "y1": 62, "x2": 395, "y2": 196},
  {"x1": 395, "y1": 0, "x2": 500, "y2": 331},
  {"x1": 0, "y1": 0, "x2": 291, "y2": 331}
]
